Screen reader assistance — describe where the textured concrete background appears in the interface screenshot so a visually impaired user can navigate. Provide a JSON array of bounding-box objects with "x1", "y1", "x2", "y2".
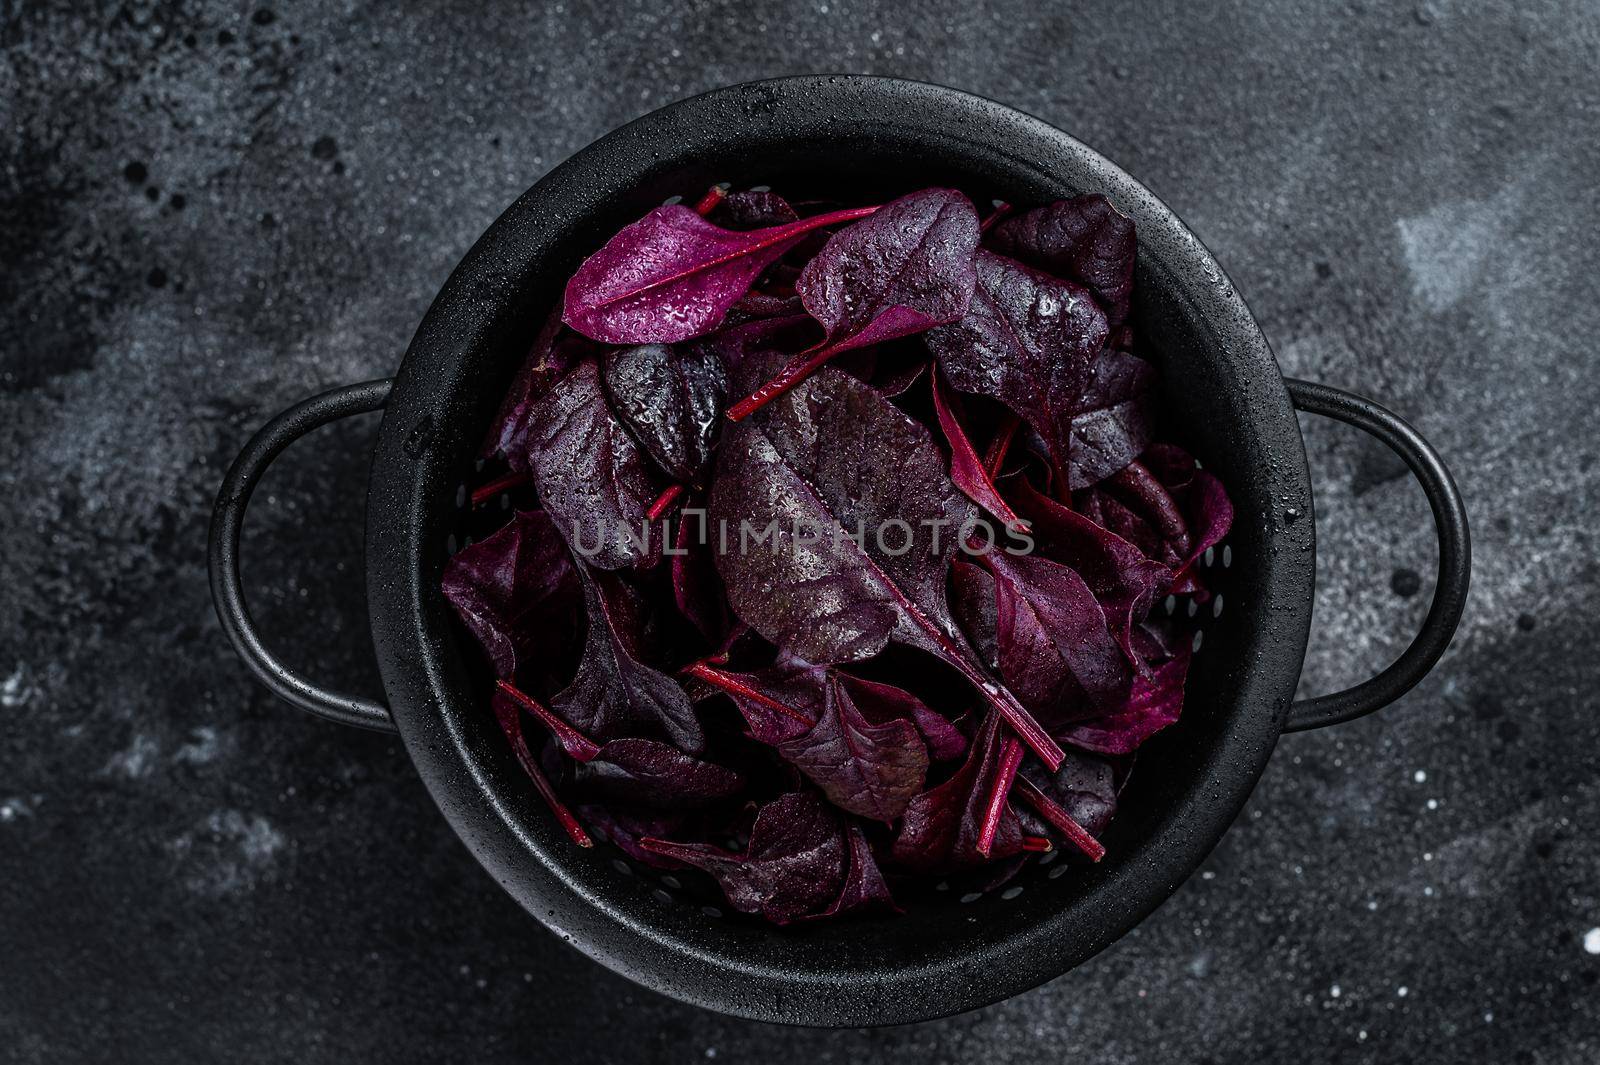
[{"x1": 3, "y1": 1, "x2": 1597, "y2": 1061}]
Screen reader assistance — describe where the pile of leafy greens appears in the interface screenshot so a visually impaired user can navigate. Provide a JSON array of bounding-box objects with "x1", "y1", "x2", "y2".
[{"x1": 442, "y1": 184, "x2": 1231, "y2": 923}]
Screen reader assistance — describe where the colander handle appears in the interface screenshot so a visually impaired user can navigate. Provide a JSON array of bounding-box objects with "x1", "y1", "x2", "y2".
[
  {"x1": 208, "y1": 379, "x2": 397, "y2": 732},
  {"x1": 1282, "y1": 379, "x2": 1471, "y2": 732}
]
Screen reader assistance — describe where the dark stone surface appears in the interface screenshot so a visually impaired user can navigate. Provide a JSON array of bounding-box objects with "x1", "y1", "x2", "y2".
[{"x1": 3, "y1": 1, "x2": 1597, "y2": 1061}]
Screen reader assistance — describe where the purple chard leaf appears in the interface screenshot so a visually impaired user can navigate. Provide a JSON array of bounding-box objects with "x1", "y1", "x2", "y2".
[
  {"x1": 1064, "y1": 349, "x2": 1158, "y2": 491},
  {"x1": 1020, "y1": 750, "x2": 1124, "y2": 839},
  {"x1": 891, "y1": 712, "x2": 1023, "y2": 873},
  {"x1": 552, "y1": 563, "x2": 706, "y2": 753},
  {"x1": 726, "y1": 188, "x2": 980, "y2": 419},
  {"x1": 1009, "y1": 478, "x2": 1173, "y2": 670},
  {"x1": 638, "y1": 792, "x2": 848, "y2": 924},
  {"x1": 926, "y1": 248, "x2": 1151, "y2": 491},
  {"x1": 812, "y1": 823, "x2": 900, "y2": 918},
  {"x1": 985, "y1": 549, "x2": 1135, "y2": 729},
  {"x1": 602, "y1": 342, "x2": 727, "y2": 483},
  {"x1": 481, "y1": 309, "x2": 598, "y2": 470},
  {"x1": 987, "y1": 194, "x2": 1138, "y2": 326},
  {"x1": 527, "y1": 360, "x2": 662, "y2": 570},
  {"x1": 707, "y1": 189, "x2": 800, "y2": 230},
  {"x1": 440, "y1": 509, "x2": 582, "y2": 691},
  {"x1": 562, "y1": 203, "x2": 878, "y2": 345},
  {"x1": 1055, "y1": 623, "x2": 1189, "y2": 755},
  {"x1": 708, "y1": 367, "x2": 1065, "y2": 769},
  {"x1": 684, "y1": 657, "x2": 937, "y2": 820},
  {"x1": 570, "y1": 738, "x2": 744, "y2": 810}
]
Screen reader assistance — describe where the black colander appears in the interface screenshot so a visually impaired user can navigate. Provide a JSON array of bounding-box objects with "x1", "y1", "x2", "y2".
[{"x1": 208, "y1": 77, "x2": 1469, "y2": 1026}]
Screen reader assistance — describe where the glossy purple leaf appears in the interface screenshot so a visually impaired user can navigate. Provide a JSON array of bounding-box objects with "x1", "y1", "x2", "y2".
[
  {"x1": 797, "y1": 188, "x2": 981, "y2": 356},
  {"x1": 481, "y1": 311, "x2": 599, "y2": 469},
  {"x1": 1063, "y1": 349, "x2": 1158, "y2": 490},
  {"x1": 1055, "y1": 624, "x2": 1189, "y2": 755},
  {"x1": 1079, "y1": 444, "x2": 1232, "y2": 596},
  {"x1": 987, "y1": 194, "x2": 1137, "y2": 325},
  {"x1": 708, "y1": 189, "x2": 799, "y2": 230},
  {"x1": 552, "y1": 564, "x2": 705, "y2": 753},
  {"x1": 602, "y1": 342, "x2": 727, "y2": 482},
  {"x1": 571, "y1": 738, "x2": 743, "y2": 810},
  {"x1": 696, "y1": 313, "x2": 819, "y2": 375},
  {"x1": 1009, "y1": 479, "x2": 1173, "y2": 668},
  {"x1": 723, "y1": 190, "x2": 981, "y2": 420},
  {"x1": 813, "y1": 823, "x2": 900, "y2": 918},
  {"x1": 688, "y1": 657, "x2": 933, "y2": 820},
  {"x1": 638, "y1": 792, "x2": 847, "y2": 924},
  {"x1": 987, "y1": 549, "x2": 1134, "y2": 728},
  {"x1": 670, "y1": 504, "x2": 727, "y2": 642},
  {"x1": 846, "y1": 674, "x2": 969, "y2": 763},
  {"x1": 783, "y1": 675, "x2": 928, "y2": 822},
  {"x1": 527, "y1": 360, "x2": 661, "y2": 570},
  {"x1": 732, "y1": 291, "x2": 805, "y2": 320},
  {"x1": 926, "y1": 248, "x2": 1133, "y2": 489},
  {"x1": 1140, "y1": 444, "x2": 1233, "y2": 593},
  {"x1": 562, "y1": 203, "x2": 877, "y2": 345},
  {"x1": 949, "y1": 557, "x2": 999, "y2": 671},
  {"x1": 440, "y1": 510, "x2": 581, "y2": 689},
  {"x1": 576, "y1": 804, "x2": 694, "y2": 869},
  {"x1": 891, "y1": 712, "x2": 1023, "y2": 873},
  {"x1": 708, "y1": 367, "x2": 1064, "y2": 768}
]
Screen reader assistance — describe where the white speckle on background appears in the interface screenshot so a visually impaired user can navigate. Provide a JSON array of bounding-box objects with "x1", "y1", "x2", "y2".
[
  {"x1": 1413, "y1": 770, "x2": 1428, "y2": 783},
  {"x1": 168, "y1": 809, "x2": 287, "y2": 896},
  {"x1": 1584, "y1": 928, "x2": 1600, "y2": 955},
  {"x1": 1396, "y1": 174, "x2": 1529, "y2": 312},
  {"x1": 102, "y1": 733, "x2": 160, "y2": 779},
  {"x1": 173, "y1": 726, "x2": 222, "y2": 766},
  {"x1": 1, "y1": 665, "x2": 34, "y2": 708}
]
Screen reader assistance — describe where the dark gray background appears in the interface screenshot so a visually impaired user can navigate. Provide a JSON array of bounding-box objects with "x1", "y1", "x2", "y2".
[{"x1": 3, "y1": 1, "x2": 1597, "y2": 1062}]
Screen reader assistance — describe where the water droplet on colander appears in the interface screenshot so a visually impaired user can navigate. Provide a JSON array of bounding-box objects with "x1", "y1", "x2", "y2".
[{"x1": 1284, "y1": 506, "x2": 1302, "y2": 523}]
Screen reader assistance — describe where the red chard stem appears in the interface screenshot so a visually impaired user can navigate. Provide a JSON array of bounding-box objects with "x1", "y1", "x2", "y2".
[
  {"x1": 693, "y1": 185, "x2": 727, "y2": 216},
  {"x1": 1016, "y1": 776, "x2": 1107, "y2": 862},
  {"x1": 1020, "y1": 835, "x2": 1054, "y2": 853},
  {"x1": 496, "y1": 679, "x2": 602, "y2": 762},
  {"x1": 491, "y1": 696, "x2": 593, "y2": 847},
  {"x1": 645, "y1": 482, "x2": 686, "y2": 521},
  {"x1": 726, "y1": 342, "x2": 841, "y2": 421},
  {"x1": 681, "y1": 661, "x2": 815, "y2": 727},
  {"x1": 470, "y1": 470, "x2": 528, "y2": 507},
  {"x1": 979, "y1": 201, "x2": 1014, "y2": 234},
  {"x1": 982, "y1": 411, "x2": 1021, "y2": 480},
  {"x1": 977, "y1": 734, "x2": 1025, "y2": 857}
]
